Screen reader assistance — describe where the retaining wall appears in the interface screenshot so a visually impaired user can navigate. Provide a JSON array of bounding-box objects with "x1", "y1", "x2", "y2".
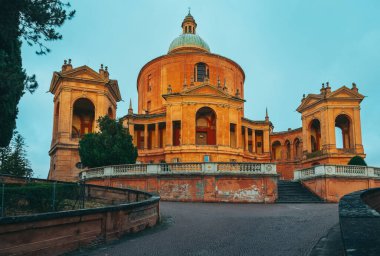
[
  {"x1": 86, "y1": 173, "x2": 278, "y2": 203},
  {"x1": 0, "y1": 176, "x2": 160, "y2": 256},
  {"x1": 302, "y1": 177, "x2": 380, "y2": 202}
]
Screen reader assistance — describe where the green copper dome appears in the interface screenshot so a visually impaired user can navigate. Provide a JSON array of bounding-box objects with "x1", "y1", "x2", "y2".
[{"x1": 168, "y1": 33, "x2": 210, "y2": 53}]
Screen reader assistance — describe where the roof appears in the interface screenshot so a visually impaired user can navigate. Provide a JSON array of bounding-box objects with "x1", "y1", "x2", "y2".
[{"x1": 168, "y1": 33, "x2": 210, "y2": 53}]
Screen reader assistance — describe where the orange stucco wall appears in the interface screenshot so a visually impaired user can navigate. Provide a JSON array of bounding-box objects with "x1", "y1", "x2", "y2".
[
  {"x1": 137, "y1": 53, "x2": 245, "y2": 114},
  {"x1": 87, "y1": 174, "x2": 278, "y2": 203},
  {"x1": 302, "y1": 177, "x2": 380, "y2": 202}
]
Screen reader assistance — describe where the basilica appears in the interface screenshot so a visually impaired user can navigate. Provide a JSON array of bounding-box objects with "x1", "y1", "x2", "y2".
[{"x1": 48, "y1": 12, "x2": 365, "y2": 181}]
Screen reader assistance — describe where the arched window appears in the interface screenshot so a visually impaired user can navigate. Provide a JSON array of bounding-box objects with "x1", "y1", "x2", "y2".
[
  {"x1": 335, "y1": 114, "x2": 351, "y2": 149},
  {"x1": 285, "y1": 140, "x2": 291, "y2": 160},
  {"x1": 194, "y1": 62, "x2": 209, "y2": 82},
  {"x1": 196, "y1": 107, "x2": 216, "y2": 145},
  {"x1": 72, "y1": 98, "x2": 95, "y2": 138},
  {"x1": 272, "y1": 141, "x2": 282, "y2": 160},
  {"x1": 310, "y1": 119, "x2": 321, "y2": 152},
  {"x1": 294, "y1": 138, "x2": 301, "y2": 160}
]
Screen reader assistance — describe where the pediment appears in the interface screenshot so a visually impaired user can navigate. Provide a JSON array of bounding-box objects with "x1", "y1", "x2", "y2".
[
  {"x1": 296, "y1": 95, "x2": 322, "y2": 112},
  {"x1": 327, "y1": 86, "x2": 364, "y2": 100},
  {"x1": 182, "y1": 84, "x2": 230, "y2": 97},
  {"x1": 60, "y1": 65, "x2": 103, "y2": 81}
]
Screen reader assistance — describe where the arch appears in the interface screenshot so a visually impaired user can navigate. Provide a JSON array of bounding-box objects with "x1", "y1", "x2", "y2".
[
  {"x1": 285, "y1": 140, "x2": 291, "y2": 160},
  {"x1": 293, "y1": 137, "x2": 302, "y2": 160},
  {"x1": 309, "y1": 119, "x2": 321, "y2": 152},
  {"x1": 272, "y1": 141, "x2": 282, "y2": 161},
  {"x1": 108, "y1": 107, "x2": 113, "y2": 119},
  {"x1": 72, "y1": 98, "x2": 95, "y2": 138},
  {"x1": 196, "y1": 107, "x2": 216, "y2": 145},
  {"x1": 194, "y1": 62, "x2": 209, "y2": 82},
  {"x1": 335, "y1": 114, "x2": 351, "y2": 149}
]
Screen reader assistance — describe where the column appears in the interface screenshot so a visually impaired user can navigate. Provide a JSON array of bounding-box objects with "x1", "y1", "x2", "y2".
[
  {"x1": 244, "y1": 126, "x2": 248, "y2": 151},
  {"x1": 128, "y1": 120, "x2": 135, "y2": 146},
  {"x1": 144, "y1": 124, "x2": 148, "y2": 149},
  {"x1": 155, "y1": 123, "x2": 159, "y2": 148},
  {"x1": 252, "y1": 129, "x2": 256, "y2": 153},
  {"x1": 290, "y1": 143, "x2": 294, "y2": 160},
  {"x1": 301, "y1": 117, "x2": 309, "y2": 153},
  {"x1": 263, "y1": 129, "x2": 270, "y2": 153}
]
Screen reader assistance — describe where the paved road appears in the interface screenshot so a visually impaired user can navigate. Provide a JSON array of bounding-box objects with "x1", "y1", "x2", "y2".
[{"x1": 77, "y1": 202, "x2": 339, "y2": 256}]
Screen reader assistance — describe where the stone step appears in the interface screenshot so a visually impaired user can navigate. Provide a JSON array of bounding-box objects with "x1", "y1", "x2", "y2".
[{"x1": 276, "y1": 180, "x2": 324, "y2": 203}]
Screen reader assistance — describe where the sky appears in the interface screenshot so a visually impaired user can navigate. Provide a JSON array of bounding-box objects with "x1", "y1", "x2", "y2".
[{"x1": 18, "y1": 0, "x2": 380, "y2": 178}]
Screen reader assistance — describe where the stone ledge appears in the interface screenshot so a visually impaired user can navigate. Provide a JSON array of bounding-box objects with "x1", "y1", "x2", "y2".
[{"x1": 339, "y1": 188, "x2": 380, "y2": 256}]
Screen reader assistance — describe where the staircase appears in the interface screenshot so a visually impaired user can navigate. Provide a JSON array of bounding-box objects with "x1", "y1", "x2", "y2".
[{"x1": 276, "y1": 180, "x2": 324, "y2": 203}]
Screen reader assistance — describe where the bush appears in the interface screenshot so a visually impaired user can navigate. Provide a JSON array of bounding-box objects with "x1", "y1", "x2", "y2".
[
  {"x1": 348, "y1": 156, "x2": 367, "y2": 166},
  {"x1": 79, "y1": 116, "x2": 138, "y2": 168}
]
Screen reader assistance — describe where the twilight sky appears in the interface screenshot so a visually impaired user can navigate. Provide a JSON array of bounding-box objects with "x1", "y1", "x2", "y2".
[{"x1": 18, "y1": 0, "x2": 380, "y2": 178}]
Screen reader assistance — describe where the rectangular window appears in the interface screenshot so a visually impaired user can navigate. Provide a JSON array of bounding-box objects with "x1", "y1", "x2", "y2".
[
  {"x1": 230, "y1": 123, "x2": 236, "y2": 148},
  {"x1": 172, "y1": 121, "x2": 181, "y2": 146},
  {"x1": 204, "y1": 155, "x2": 210, "y2": 162}
]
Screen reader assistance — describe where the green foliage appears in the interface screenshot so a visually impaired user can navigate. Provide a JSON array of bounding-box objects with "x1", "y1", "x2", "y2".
[
  {"x1": 0, "y1": 132, "x2": 33, "y2": 177},
  {"x1": 348, "y1": 155, "x2": 367, "y2": 166},
  {"x1": 0, "y1": 0, "x2": 75, "y2": 147},
  {"x1": 2, "y1": 183, "x2": 82, "y2": 216},
  {"x1": 79, "y1": 116, "x2": 138, "y2": 168}
]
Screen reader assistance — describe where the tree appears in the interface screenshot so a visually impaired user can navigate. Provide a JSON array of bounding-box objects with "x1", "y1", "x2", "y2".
[
  {"x1": 348, "y1": 156, "x2": 367, "y2": 166},
  {"x1": 79, "y1": 116, "x2": 138, "y2": 168},
  {"x1": 0, "y1": 0, "x2": 75, "y2": 147},
  {"x1": 0, "y1": 132, "x2": 33, "y2": 177}
]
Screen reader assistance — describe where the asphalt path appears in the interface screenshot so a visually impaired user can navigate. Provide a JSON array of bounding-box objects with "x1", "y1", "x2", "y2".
[{"x1": 75, "y1": 202, "x2": 339, "y2": 256}]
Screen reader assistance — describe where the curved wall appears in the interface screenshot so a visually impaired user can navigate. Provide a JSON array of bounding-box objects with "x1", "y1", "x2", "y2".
[{"x1": 137, "y1": 52, "x2": 245, "y2": 114}]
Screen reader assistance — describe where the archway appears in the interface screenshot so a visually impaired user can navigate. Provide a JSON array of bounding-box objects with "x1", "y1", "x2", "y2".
[
  {"x1": 196, "y1": 107, "x2": 216, "y2": 145},
  {"x1": 72, "y1": 98, "x2": 95, "y2": 138},
  {"x1": 310, "y1": 119, "x2": 321, "y2": 152},
  {"x1": 294, "y1": 138, "x2": 301, "y2": 160},
  {"x1": 335, "y1": 114, "x2": 351, "y2": 149},
  {"x1": 272, "y1": 141, "x2": 281, "y2": 160}
]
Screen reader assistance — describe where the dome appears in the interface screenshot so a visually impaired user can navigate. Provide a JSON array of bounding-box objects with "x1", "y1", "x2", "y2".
[{"x1": 168, "y1": 33, "x2": 210, "y2": 53}]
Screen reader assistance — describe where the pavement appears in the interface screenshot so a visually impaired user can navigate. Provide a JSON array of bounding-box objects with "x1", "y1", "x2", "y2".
[{"x1": 72, "y1": 202, "x2": 340, "y2": 256}]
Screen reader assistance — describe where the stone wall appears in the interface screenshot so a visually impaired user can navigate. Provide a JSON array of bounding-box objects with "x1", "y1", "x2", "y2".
[{"x1": 87, "y1": 173, "x2": 278, "y2": 203}]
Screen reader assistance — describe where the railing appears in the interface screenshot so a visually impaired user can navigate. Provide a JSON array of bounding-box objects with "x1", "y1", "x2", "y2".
[
  {"x1": 374, "y1": 168, "x2": 380, "y2": 177},
  {"x1": 160, "y1": 163, "x2": 203, "y2": 173},
  {"x1": 305, "y1": 150, "x2": 324, "y2": 159},
  {"x1": 294, "y1": 165, "x2": 380, "y2": 181},
  {"x1": 80, "y1": 162, "x2": 277, "y2": 179}
]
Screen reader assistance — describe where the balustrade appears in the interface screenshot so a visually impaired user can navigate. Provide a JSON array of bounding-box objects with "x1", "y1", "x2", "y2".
[
  {"x1": 80, "y1": 162, "x2": 276, "y2": 179},
  {"x1": 294, "y1": 165, "x2": 380, "y2": 181}
]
